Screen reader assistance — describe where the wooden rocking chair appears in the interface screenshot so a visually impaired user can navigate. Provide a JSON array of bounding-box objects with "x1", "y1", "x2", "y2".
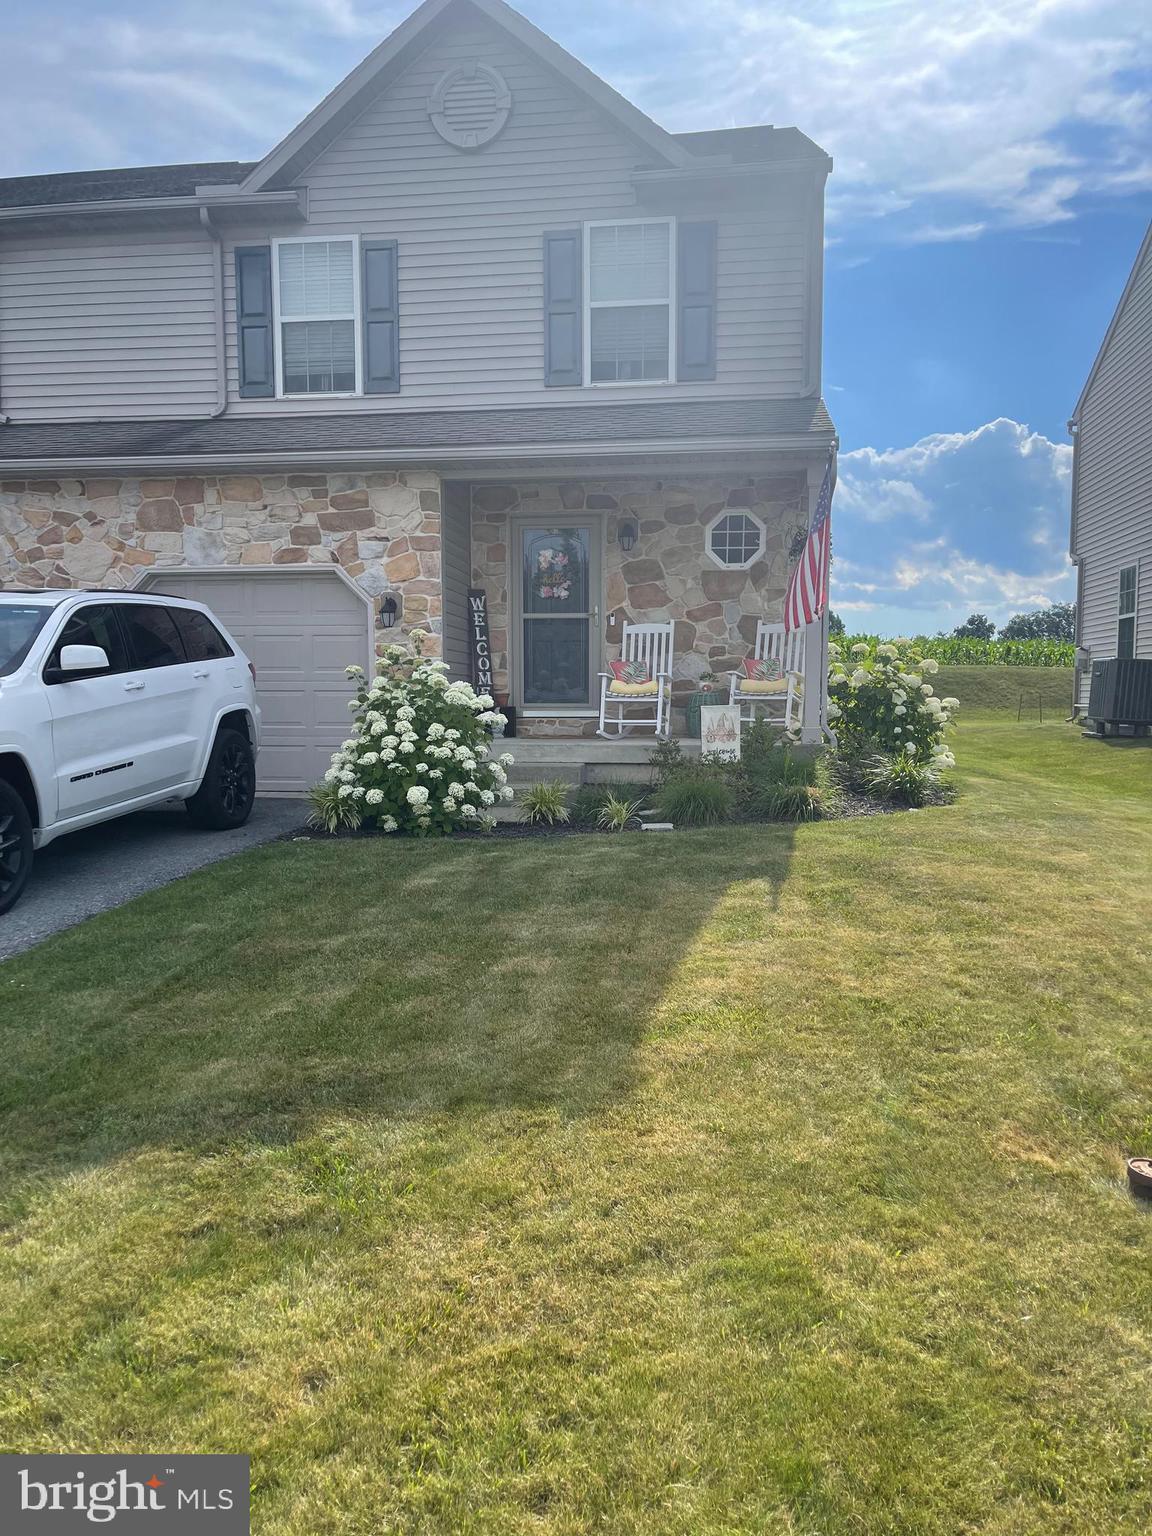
[
  {"x1": 729, "y1": 620, "x2": 804, "y2": 731},
  {"x1": 597, "y1": 620, "x2": 674, "y2": 739}
]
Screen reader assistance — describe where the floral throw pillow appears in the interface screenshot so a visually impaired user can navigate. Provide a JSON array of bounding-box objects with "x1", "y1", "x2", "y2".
[
  {"x1": 742, "y1": 656, "x2": 784, "y2": 682},
  {"x1": 610, "y1": 658, "x2": 651, "y2": 685}
]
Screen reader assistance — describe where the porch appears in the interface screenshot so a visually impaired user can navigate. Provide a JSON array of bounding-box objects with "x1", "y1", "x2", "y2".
[
  {"x1": 440, "y1": 464, "x2": 830, "y2": 744},
  {"x1": 503, "y1": 735, "x2": 700, "y2": 789}
]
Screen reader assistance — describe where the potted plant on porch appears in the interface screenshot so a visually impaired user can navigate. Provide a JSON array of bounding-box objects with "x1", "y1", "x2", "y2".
[{"x1": 685, "y1": 670, "x2": 725, "y2": 738}]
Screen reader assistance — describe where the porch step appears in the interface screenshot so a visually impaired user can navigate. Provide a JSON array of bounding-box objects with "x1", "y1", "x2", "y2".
[{"x1": 501, "y1": 736, "x2": 699, "y2": 789}]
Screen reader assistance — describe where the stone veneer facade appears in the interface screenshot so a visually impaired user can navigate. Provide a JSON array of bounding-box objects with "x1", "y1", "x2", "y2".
[
  {"x1": 469, "y1": 473, "x2": 808, "y2": 736},
  {"x1": 0, "y1": 470, "x2": 444, "y2": 651}
]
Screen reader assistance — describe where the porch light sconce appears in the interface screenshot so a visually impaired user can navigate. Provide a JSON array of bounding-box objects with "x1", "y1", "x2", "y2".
[
  {"x1": 619, "y1": 520, "x2": 637, "y2": 553},
  {"x1": 379, "y1": 594, "x2": 400, "y2": 630}
]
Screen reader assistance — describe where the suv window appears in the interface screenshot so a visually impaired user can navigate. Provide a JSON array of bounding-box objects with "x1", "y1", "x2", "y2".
[
  {"x1": 45, "y1": 604, "x2": 130, "y2": 682},
  {"x1": 0, "y1": 604, "x2": 52, "y2": 677},
  {"x1": 170, "y1": 606, "x2": 233, "y2": 662},
  {"x1": 118, "y1": 603, "x2": 187, "y2": 669}
]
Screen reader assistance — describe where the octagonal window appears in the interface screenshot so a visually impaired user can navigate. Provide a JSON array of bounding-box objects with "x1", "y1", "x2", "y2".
[{"x1": 707, "y1": 511, "x2": 765, "y2": 570}]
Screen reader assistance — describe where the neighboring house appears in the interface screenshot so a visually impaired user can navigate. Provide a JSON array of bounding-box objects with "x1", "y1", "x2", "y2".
[
  {"x1": 1069, "y1": 220, "x2": 1152, "y2": 715},
  {"x1": 0, "y1": 0, "x2": 835, "y2": 789}
]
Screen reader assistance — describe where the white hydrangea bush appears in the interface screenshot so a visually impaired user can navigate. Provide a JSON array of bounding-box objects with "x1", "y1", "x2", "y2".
[
  {"x1": 314, "y1": 630, "x2": 514, "y2": 834},
  {"x1": 828, "y1": 636, "x2": 957, "y2": 769}
]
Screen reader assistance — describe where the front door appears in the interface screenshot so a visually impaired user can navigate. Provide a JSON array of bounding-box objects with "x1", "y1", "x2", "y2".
[{"x1": 515, "y1": 520, "x2": 600, "y2": 707}]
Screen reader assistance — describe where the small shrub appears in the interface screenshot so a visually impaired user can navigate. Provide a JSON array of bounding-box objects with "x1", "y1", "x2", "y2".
[
  {"x1": 648, "y1": 737, "x2": 687, "y2": 788},
  {"x1": 597, "y1": 794, "x2": 647, "y2": 832},
  {"x1": 659, "y1": 774, "x2": 734, "y2": 826},
  {"x1": 519, "y1": 780, "x2": 571, "y2": 825},
  {"x1": 314, "y1": 631, "x2": 513, "y2": 835},
  {"x1": 571, "y1": 781, "x2": 648, "y2": 825},
  {"x1": 755, "y1": 782, "x2": 824, "y2": 822},
  {"x1": 308, "y1": 780, "x2": 364, "y2": 833},
  {"x1": 867, "y1": 749, "x2": 942, "y2": 807},
  {"x1": 829, "y1": 635, "x2": 958, "y2": 767}
]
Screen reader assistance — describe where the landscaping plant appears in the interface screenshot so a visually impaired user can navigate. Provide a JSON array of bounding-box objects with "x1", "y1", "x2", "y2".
[
  {"x1": 571, "y1": 781, "x2": 648, "y2": 826},
  {"x1": 596, "y1": 793, "x2": 647, "y2": 832},
  {"x1": 658, "y1": 771, "x2": 735, "y2": 826},
  {"x1": 316, "y1": 631, "x2": 514, "y2": 835},
  {"x1": 867, "y1": 749, "x2": 944, "y2": 807},
  {"x1": 829, "y1": 635, "x2": 958, "y2": 770},
  {"x1": 519, "y1": 781, "x2": 571, "y2": 825}
]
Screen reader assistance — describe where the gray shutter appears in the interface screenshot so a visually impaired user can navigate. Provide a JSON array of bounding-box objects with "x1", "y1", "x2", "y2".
[
  {"x1": 362, "y1": 239, "x2": 400, "y2": 395},
  {"x1": 677, "y1": 221, "x2": 717, "y2": 382},
  {"x1": 235, "y1": 246, "x2": 274, "y2": 399},
  {"x1": 544, "y1": 229, "x2": 582, "y2": 387}
]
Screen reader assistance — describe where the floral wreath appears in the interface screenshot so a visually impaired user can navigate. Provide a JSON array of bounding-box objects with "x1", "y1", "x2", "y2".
[{"x1": 534, "y1": 547, "x2": 572, "y2": 603}]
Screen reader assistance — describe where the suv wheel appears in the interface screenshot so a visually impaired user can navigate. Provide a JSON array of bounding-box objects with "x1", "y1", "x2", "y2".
[
  {"x1": 185, "y1": 728, "x2": 256, "y2": 831},
  {"x1": 0, "y1": 780, "x2": 34, "y2": 916}
]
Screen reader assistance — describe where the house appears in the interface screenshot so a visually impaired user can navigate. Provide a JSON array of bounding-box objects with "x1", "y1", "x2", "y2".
[
  {"x1": 0, "y1": 0, "x2": 835, "y2": 790},
  {"x1": 1069, "y1": 220, "x2": 1152, "y2": 716}
]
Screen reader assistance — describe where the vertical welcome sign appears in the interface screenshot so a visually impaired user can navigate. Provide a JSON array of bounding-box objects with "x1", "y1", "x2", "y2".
[{"x1": 467, "y1": 588, "x2": 493, "y2": 694}]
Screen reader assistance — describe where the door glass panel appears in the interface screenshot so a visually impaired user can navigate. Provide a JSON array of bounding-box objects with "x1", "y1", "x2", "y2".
[
  {"x1": 523, "y1": 618, "x2": 589, "y2": 705},
  {"x1": 46, "y1": 605, "x2": 129, "y2": 681},
  {"x1": 522, "y1": 528, "x2": 589, "y2": 614},
  {"x1": 519, "y1": 525, "x2": 594, "y2": 705},
  {"x1": 119, "y1": 605, "x2": 187, "y2": 669}
]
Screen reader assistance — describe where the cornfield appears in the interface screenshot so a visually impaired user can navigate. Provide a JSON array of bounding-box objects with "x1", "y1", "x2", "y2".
[{"x1": 841, "y1": 635, "x2": 1074, "y2": 668}]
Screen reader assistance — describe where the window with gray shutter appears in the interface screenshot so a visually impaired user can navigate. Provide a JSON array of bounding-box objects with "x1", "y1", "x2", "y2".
[
  {"x1": 362, "y1": 239, "x2": 400, "y2": 394},
  {"x1": 544, "y1": 230, "x2": 582, "y2": 387},
  {"x1": 235, "y1": 246, "x2": 274, "y2": 399}
]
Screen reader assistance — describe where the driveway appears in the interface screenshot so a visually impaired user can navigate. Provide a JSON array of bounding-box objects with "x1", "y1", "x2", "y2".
[{"x1": 0, "y1": 798, "x2": 308, "y2": 962}]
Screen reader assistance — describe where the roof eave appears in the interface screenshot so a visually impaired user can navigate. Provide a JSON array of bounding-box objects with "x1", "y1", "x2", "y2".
[
  {"x1": 0, "y1": 188, "x2": 305, "y2": 226},
  {"x1": 0, "y1": 433, "x2": 834, "y2": 477},
  {"x1": 1070, "y1": 218, "x2": 1152, "y2": 425},
  {"x1": 632, "y1": 155, "x2": 832, "y2": 187}
]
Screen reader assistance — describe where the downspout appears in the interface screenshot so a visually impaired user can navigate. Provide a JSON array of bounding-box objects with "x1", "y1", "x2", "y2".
[{"x1": 199, "y1": 205, "x2": 228, "y2": 420}]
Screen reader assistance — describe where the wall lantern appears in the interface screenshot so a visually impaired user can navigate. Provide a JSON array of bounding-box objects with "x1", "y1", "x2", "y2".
[
  {"x1": 379, "y1": 594, "x2": 400, "y2": 630},
  {"x1": 619, "y1": 520, "x2": 637, "y2": 553}
]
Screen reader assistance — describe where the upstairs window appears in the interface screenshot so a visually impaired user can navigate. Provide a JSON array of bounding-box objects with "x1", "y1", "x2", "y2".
[
  {"x1": 274, "y1": 238, "x2": 359, "y2": 396},
  {"x1": 586, "y1": 220, "x2": 674, "y2": 384},
  {"x1": 1118, "y1": 564, "x2": 1138, "y2": 659}
]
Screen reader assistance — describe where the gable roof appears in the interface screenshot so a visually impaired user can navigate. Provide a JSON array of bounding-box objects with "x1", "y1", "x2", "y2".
[
  {"x1": 1071, "y1": 219, "x2": 1152, "y2": 426},
  {"x1": 240, "y1": 0, "x2": 693, "y2": 193}
]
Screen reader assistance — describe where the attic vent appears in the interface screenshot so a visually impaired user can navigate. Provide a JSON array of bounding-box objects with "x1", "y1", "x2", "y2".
[{"x1": 429, "y1": 62, "x2": 512, "y2": 151}]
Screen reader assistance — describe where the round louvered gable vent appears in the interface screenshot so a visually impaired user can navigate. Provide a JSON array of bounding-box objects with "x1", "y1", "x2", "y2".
[{"x1": 429, "y1": 62, "x2": 512, "y2": 150}]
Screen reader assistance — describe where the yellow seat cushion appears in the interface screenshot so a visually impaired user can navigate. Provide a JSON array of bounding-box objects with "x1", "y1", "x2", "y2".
[
  {"x1": 609, "y1": 679, "x2": 661, "y2": 696},
  {"x1": 737, "y1": 678, "x2": 789, "y2": 696}
]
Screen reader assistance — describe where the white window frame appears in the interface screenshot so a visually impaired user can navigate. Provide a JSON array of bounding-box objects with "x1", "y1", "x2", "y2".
[
  {"x1": 271, "y1": 234, "x2": 363, "y2": 399},
  {"x1": 583, "y1": 217, "x2": 677, "y2": 389},
  {"x1": 1118, "y1": 561, "x2": 1138, "y2": 658},
  {"x1": 705, "y1": 509, "x2": 766, "y2": 571}
]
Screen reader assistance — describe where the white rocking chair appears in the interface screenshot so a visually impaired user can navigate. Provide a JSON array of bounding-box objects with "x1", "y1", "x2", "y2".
[
  {"x1": 597, "y1": 620, "x2": 674, "y2": 739},
  {"x1": 729, "y1": 620, "x2": 804, "y2": 732}
]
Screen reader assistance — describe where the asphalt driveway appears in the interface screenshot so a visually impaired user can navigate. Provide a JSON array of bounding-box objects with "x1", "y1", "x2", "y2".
[{"x1": 0, "y1": 798, "x2": 308, "y2": 961}]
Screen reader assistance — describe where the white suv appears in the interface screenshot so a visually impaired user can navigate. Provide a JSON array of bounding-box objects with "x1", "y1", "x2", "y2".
[{"x1": 0, "y1": 589, "x2": 261, "y2": 914}]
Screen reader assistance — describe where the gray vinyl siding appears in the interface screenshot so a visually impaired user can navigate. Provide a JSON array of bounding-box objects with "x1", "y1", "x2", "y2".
[
  {"x1": 1071, "y1": 232, "x2": 1152, "y2": 709},
  {"x1": 0, "y1": 231, "x2": 218, "y2": 420},
  {"x1": 440, "y1": 480, "x2": 472, "y2": 682},
  {"x1": 222, "y1": 12, "x2": 813, "y2": 415}
]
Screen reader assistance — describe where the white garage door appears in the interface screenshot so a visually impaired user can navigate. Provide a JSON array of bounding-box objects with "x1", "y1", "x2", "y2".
[{"x1": 143, "y1": 570, "x2": 371, "y2": 793}]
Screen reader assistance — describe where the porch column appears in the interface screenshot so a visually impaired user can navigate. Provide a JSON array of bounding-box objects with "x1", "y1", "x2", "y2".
[{"x1": 797, "y1": 461, "x2": 828, "y2": 745}]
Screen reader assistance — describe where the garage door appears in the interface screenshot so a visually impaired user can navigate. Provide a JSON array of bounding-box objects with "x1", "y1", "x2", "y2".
[{"x1": 143, "y1": 570, "x2": 371, "y2": 793}]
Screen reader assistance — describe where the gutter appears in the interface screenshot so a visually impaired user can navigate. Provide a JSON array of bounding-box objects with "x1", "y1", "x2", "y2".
[
  {"x1": 0, "y1": 189, "x2": 305, "y2": 225},
  {"x1": 0, "y1": 433, "x2": 835, "y2": 477},
  {"x1": 198, "y1": 207, "x2": 227, "y2": 421}
]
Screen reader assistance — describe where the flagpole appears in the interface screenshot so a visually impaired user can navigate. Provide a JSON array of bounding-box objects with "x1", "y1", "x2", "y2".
[{"x1": 819, "y1": 442, "x2": 838, "y2": 746}]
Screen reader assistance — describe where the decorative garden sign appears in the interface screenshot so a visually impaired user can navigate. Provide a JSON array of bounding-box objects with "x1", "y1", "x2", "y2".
[
  {"x1": 700, "y1": 704, "x2": 742, "y2": 761},
  {"x1": 468, "y1": 588, "x2": 494, "y2": 694}
]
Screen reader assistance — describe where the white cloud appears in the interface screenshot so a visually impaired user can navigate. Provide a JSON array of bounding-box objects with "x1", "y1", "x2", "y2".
[{"x1": 832, "y1": 418, "x2": 1076, "y2": 631}]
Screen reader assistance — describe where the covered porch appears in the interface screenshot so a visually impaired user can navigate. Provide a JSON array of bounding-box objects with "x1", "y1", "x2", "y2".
[{"x1": 440, "y1": 457, "x2": 830, "y2": 744}]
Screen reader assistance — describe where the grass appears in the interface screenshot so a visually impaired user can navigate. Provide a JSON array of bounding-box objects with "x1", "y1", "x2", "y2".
[
  {"x1": 936, "y1": 664, "x2": 1074, "y2": 714},
  {"x1": 1, "y1": 718, "x2": 1151, "y2": 1533}
]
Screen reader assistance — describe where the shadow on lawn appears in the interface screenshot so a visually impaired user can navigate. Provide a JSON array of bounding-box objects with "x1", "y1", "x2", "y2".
[{"x1": 0, "y1": 824, "x2": 800, "y2": 1176}]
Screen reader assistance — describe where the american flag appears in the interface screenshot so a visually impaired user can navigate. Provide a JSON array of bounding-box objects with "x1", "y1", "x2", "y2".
[{"x1": 784, "y1": 450, "x2": 834, "y2": 632}]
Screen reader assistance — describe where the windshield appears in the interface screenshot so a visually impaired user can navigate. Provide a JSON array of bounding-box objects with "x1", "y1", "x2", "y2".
[{"x1": 0, "y1": 603, "x2": 53, "y2": 677}]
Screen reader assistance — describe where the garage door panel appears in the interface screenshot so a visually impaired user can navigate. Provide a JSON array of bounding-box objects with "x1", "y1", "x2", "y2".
[{"x1": 140, "y1": 570, "x2": 372, "y2": 791}]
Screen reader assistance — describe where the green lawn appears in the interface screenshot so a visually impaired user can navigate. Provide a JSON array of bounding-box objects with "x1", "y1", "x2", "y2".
[{"x1": 1, "y1": 719, "x2": 1151, "y2": 1534}]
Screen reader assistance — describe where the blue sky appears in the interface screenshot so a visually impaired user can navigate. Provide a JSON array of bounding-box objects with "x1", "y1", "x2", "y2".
[{"x1": 4, "y1": 0, "x2": 1151, "y2": 635}]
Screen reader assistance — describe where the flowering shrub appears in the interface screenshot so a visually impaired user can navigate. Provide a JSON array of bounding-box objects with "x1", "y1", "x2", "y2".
[
  {"x1": 828, "y1": 636, "x2": 957, "y2": 771},
  {"x1": 310, "y1": 631, "x2": 514, "y2": 835}
]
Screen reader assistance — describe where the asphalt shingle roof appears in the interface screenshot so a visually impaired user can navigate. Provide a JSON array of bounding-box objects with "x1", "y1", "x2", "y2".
[
  {"x1": 0, "y1": 399, "x2": 834, "y2": 467},
  {"x1": 0, "y1": 162, "x2": 257, "y2": 210}
]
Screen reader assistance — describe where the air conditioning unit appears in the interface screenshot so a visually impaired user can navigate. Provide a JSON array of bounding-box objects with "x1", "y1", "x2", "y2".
[{"x1": 1086, "y1": 658, "x2": 1152, "y2": 736}]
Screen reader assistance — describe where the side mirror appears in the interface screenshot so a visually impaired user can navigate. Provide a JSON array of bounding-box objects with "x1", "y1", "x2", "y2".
[{"x1": 59, "y1": 643, "x2": 110, "y2": 674}]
